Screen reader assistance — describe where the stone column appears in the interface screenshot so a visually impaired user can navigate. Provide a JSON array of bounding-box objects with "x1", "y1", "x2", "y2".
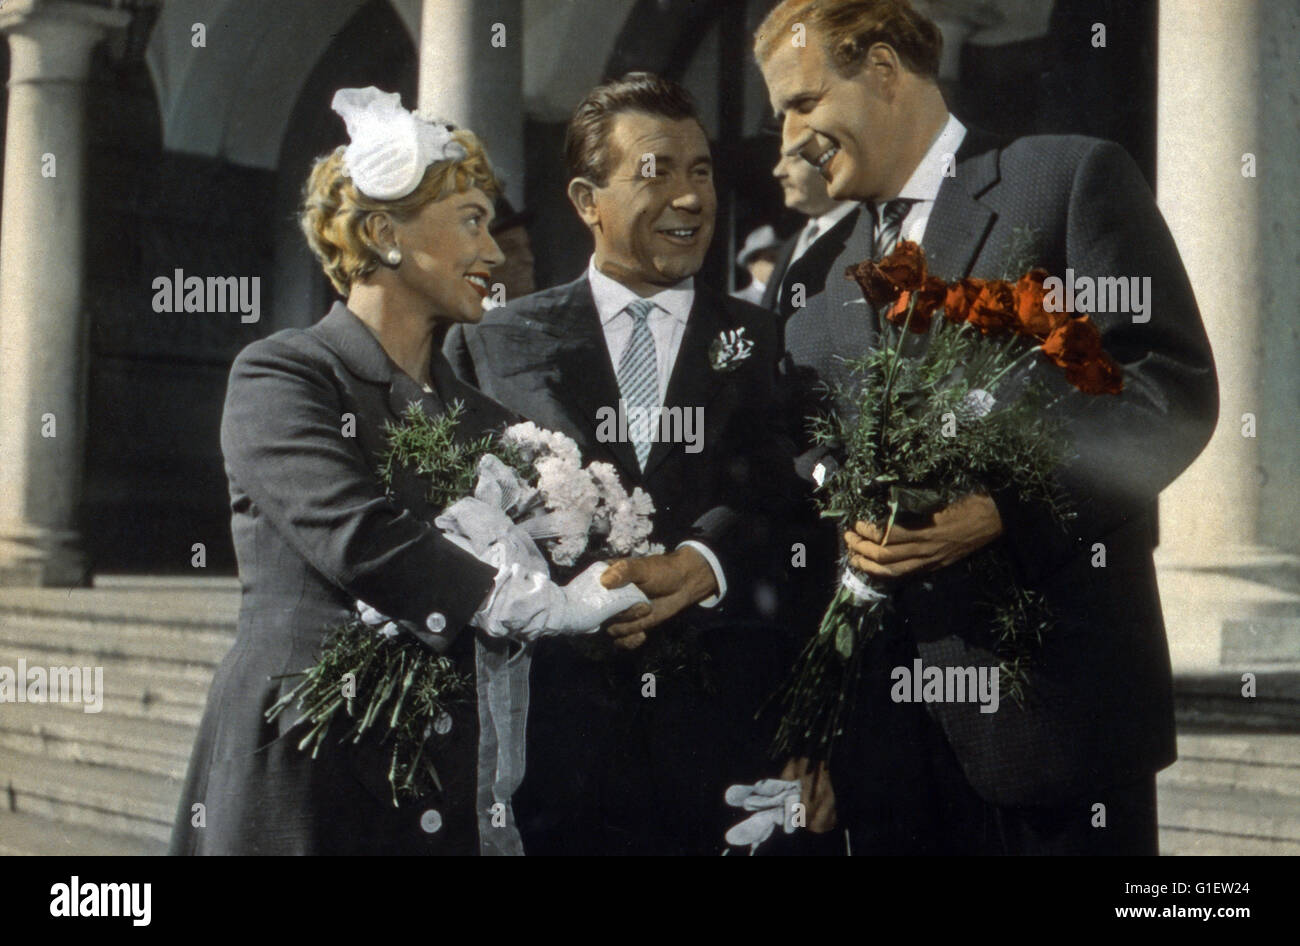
[
  {"x1": 1156, "y1": 0, "x2": 1261, "y2": 561},
  {"x1": 0, "y1": 0, "x2": 129, "y2": 586},
  {"x1": 419, "y1": 0, "x2": 524, "y2": 204},
  {"x1": 1155, "y1": 0, "x2": 1300, "y2": 669}
]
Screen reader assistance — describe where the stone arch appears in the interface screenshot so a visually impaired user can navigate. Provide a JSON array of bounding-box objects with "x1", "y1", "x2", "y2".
[
  {"x1": 143, "y1": 0, "x2": 417, "y2": 170},
  {"x1": 270, "y1": 0, "x2": 420, "y2": 332}
]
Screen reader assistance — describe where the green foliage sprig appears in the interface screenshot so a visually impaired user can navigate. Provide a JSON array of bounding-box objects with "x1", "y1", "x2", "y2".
[
  {"x1": 377, "y1": 400, "x2": 504, "y2": 508},
  {"x1": 268, "y1": 400, "x2": 500, "y2": 804},
  {"x1": 267, "y1": 620, "x2": 472, "y2": 805},
  {"x1": 771, "y1": 291, "x2": 1071, "y2": 762}
]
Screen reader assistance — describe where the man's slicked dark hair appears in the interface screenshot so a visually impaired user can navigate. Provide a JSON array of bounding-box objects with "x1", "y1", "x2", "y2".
[{"x1": 565, "y1": 72, "x2": 702, "y2": 186}]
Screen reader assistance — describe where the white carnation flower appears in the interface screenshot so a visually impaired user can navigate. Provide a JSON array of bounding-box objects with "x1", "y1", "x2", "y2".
[
  {"x1": 627, "y1": 486, "x2": 655, "y2": 518},
  {"x1": 587, "y1": 461, "x2": 626, "y2": 503},
  {"x1": 542, "y1": 429, "x2": 582, "y2": 467},
  {"x1": 536, "y1": 456, "x2": 597, "y2": 515},
  {"x1": 606, "y1": 490, "x2": 656, "y2": 555},
  {"x1": 502, "y1": 421, "x2": 548, "y2": 464}
]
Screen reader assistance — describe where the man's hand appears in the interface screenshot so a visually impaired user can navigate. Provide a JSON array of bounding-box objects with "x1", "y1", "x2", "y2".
[
  {"x1": 844, "y1": 493, "x2": 1003, "y2": 580},
  {"x1": 600, "y1": 546, "x2": 719, "y2": 650},
  {"x1": 780, "y1": 757, "x2": 836, "y2": 833}
]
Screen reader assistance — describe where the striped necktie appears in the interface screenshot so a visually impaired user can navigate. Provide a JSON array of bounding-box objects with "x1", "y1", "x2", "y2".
[
  {"x1": 873, "y1": 198, "x2": 914, "y2": 258},
  {"x1": 616, "y1": 298, "x2": 660, "y2": 469}
]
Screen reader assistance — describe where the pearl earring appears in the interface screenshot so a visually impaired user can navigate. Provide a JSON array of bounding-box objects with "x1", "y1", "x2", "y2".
[{"x1": 385, "y1": 248, "x2": 402, "y2": 266}]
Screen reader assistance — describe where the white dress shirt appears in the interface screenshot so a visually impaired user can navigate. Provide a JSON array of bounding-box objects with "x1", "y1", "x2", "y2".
[
  {"x1": 586, "y1": 257, "x2": 727, "y2": 606},
  {"x1": 875, "y1": 113, "x2": 967, "y2": 247},
  {"x1": 588, "y1": 257, "x2": 692, "y2": 392}
]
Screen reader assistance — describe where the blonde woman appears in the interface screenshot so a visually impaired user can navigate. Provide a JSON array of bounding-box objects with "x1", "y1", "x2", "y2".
[{"x1": 170, "y1": 89, "x2": 643, "y2": 856}]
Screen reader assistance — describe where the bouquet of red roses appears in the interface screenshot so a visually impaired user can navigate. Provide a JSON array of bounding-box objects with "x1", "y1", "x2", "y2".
[{"x1": 770, "y1": 238, "x2": 1123, "y2": 761}]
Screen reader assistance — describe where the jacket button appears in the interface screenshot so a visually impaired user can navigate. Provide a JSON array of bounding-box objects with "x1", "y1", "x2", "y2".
[
  {"x1": 420, "y1": 809, "x2": 443, "y2": 834},
  {"x1": 426, "y1": 612, "x2": 447, "y2": 633},
  {"x1": 433, "y1": 711, "x2": 453, "y2": 735}
]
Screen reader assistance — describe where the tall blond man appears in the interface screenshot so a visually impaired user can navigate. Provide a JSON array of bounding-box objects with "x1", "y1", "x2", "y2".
[{"x1": 756, "y1": 0, "x2": 1217, "y2": 855}]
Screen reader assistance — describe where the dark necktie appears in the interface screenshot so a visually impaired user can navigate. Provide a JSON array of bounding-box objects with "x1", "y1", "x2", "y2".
[{"x1": 873, "y1": 198, "x2": 914, "y2": 258}]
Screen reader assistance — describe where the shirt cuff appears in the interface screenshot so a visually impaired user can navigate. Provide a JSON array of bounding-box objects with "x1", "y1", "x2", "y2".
[{"x1": 678, "y1": 540, "x2": 726, "y2": 608}]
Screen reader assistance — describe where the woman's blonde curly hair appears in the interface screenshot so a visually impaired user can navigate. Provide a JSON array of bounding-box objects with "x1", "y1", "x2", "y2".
[{"x1": 300, "y1": 129, "x2": 501, "y2": 295}]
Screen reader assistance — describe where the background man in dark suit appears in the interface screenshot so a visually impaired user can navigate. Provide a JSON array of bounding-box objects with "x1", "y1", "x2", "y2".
[
  {"x1": 756, "y1": 0, "x2": 1217, "y2": 854},
  {"x1": 761, "y1": 150, "x2": 861, "y2": 329},
  {"x1": 445, "y1": 73, "x2": 801, "y2": 855}
]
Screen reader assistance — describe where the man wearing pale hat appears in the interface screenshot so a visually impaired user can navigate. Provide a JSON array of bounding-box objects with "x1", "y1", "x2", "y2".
[{"x1": 732, "y1": 224, "x2": 783, "y2": 305}]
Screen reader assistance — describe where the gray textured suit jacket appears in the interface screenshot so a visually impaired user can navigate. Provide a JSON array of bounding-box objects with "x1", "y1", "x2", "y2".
[
  {"x1": 760, "y1": 206, "x2": 864, "y2": 325},
  {"x1": 783, "y1": 130, "x2": 1218, "y2": 806},
  {"x1": 170, "y1": 303, "x2": 514, "y2": 855}
]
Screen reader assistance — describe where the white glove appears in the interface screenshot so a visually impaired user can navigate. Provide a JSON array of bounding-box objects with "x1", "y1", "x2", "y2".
[
  {"x1": 356, "y1": 600, "x2": 402, "y2": 638},
  {"x1": 723, "y1": 779, "x2": 802, "y2": 852},
  {"x1": 550, "y1": 561, "x2": 649, "y2": 634},
  {"x1": 438, "y1": 490, "x2": 648, "y2": 640},
  {"x1": 471, "y1": 559, "x2": 648, "y2": 641}
]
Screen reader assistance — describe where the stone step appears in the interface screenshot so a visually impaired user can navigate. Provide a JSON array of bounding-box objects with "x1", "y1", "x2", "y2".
[
  {"x1": 0, "y1": 748, "x2": 180, "y2": 844},
  {"x1": 1159, "y1": 733, "x2": 1300, "y2": 797},
  {"x1": 1156, "y1": 781, "x2": 1300, "y2": 843},
  {"x1": 1159, "y1": 826, "x2": 1300, "y2": 856},
  {"x1": 0, "y1": 644, "x2": 215, "y2": 725},
  {"x1": 1173, "y1": 670, "x2": 1300, "y2": 730},
  {"x1": 0, "y1": 701, "x2": 194, "y2": 778},
  {"x1": 1162, "y1": 758, "x2": 1300, "y2": 798},
  {"x1": 0, "y1": 576, "x2": 241, "y2": 628},
  {"x1": 0, "y1": 808, "x2": 165, "y2": 856},
  {"x1": 0, "y1": 611, "x2": 234, "y2": 668},
  {"x1": 1177, "y1": 732, "x2": 1300, "y2": 766}
]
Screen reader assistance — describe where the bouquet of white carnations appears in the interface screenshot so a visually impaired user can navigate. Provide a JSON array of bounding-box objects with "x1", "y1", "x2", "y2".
[{"x1": 268, "y1": 403, "x2": 658, "y2": 802}]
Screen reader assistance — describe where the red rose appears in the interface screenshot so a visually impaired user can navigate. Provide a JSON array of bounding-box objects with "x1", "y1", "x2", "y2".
[
  {"x1": 942, "y1": 277, "x2": 985, "y2": 324},
  {"x1": 846, "y1": 259, "x2": 898, "y2": 307},
  {"x1": 1064, "y1": 357, "x2": 1124, "y2": 395},
  {"x1": 1042, "y1": 315, "x2": 1123, "y2": 394},
  {"x1": 886, "y1": 276, "x2": 947, "y2": 333},
  {"x1": 846, "y1": 239, "x2": 930, "y2": 308},
  {"x1": 1014, "y1": 269, "x2": 1067, "y2": 339},
  {"x1": 966, "y1": 281, "x2": 1018, "y2": 335},
  {"x1": 1041, "y1": 315, "x2": 1104, "y2": 366},
  {"x1": 875, "y1": 240, "x2": 927, "y2": 294}
]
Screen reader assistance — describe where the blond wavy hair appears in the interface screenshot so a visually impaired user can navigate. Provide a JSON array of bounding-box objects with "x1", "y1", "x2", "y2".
[
  {"x1": 754, "y1": 0, "x2": 942, "y2": 79},
  {"x1": 300, "y1": 129, "x2": 501, "y2": 295}
]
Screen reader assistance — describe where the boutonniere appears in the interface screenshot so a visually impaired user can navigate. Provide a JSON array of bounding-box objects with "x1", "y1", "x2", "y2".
[{"x1": 708, "y1": 328, "x2": 754, "y2": 373}]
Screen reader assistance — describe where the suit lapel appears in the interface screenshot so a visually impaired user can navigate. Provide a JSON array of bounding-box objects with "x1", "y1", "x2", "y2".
[
  {"x1": 428, "y1": 347, "x2": 515, "y2": 439},
  {"x1": 546, "y1": 279, "x2": 642, "y2": 478},
  {"x1": 763, "y1": 236, "x2": 798, "y2": 311},
  {"x1": 922, "y1": 128, "x2": 1004, "y2": 281},
  {"x1": 312, "y1": 302, "x2": 502, "y2": 441},
  {"x1": 810, "y1": 209, "x2": 883, "y2": 356},
  {"x1": 781, "y1": 205, "x2": 864, "y2": 319}
]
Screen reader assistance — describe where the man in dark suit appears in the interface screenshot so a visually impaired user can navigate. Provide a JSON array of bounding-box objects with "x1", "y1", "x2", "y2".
[
  {"x1": 445, "y1": 73, "x2": 801, "y2": 855},
  {"x1": 756, "y1": 0, "x2": 1217, "y2": 854},
  {"x1": 761, "y1": 150, "x2": 861, "y2": 330}
]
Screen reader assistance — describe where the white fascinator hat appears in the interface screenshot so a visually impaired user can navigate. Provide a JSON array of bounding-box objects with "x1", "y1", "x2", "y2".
[{"x1": 331, "y1": 86, "x2": 467, "y2": 200}]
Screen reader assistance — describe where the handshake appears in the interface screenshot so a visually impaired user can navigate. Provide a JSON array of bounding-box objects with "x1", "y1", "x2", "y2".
[
  {"x1": 597, "y1": 546, "x2": 720, "y2": 650},
  {"x1": 465, "y1": 544, "x2": 719, "y2": 648},
  {"x1": 358, "y1": 525, "x2": 718, "y2": 648},
  {"x1": 437, "y1": 494, "x2": 719, "y2": 648}
]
